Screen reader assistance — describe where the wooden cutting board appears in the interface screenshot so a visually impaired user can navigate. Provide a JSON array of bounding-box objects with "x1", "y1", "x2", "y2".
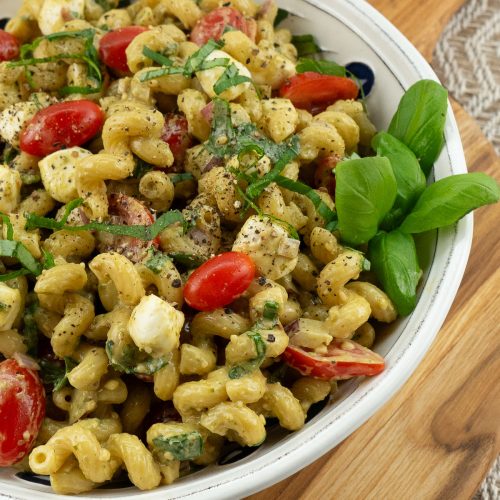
[{"x1": 248, "y1": 1, "x2": 500, "y2": 498}]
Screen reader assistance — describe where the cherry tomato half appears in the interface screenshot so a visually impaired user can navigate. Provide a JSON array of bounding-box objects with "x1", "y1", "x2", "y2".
[
  {"x1": 279, "y1": 72, "x2": 359, "y2": 113},
  {"x1": 283, "y1": 340, "x2": 385, "y2": 380},
  {"x1": 184, "y1": 252, "x2": 256, "y2": 311},
  {"x1": 314, "y1": 154, "x2": 341, "y2": 196},
  {"x1": 0, "y1": 358, "x2": 45, "y2": 466},
  {"x1": 96, "y1": 193, "x2": 158, "y2": 263},
  {"x1": 0, "y1": 30, "x2": 20, "y2": 62},
  {"x1": 99, "y1": 26, "x2": 148, "y2": 73},
  {"x1": 20, "y1": 100, "x2": 104, "y2": 157},
  {"x1": 161, "y1": 113, "x2": 192, "y2": 168},
  {"x1": 191, "y1": 7, "x2": 255, "y2": 46}
]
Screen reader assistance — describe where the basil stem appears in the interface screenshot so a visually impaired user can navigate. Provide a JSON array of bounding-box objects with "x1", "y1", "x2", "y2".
[
  {"x1": 388, "y1": 80, "x2": 448, "y2": 176},
  {"x1": 368, "y1": 230, "x2": 421, "y2": 315},
  {"x1": 399, "y1": 172, "x2": 500, "y2": 234},
  {"x1": 335, "y1": 156, "x2": 397, "y2": 246}
]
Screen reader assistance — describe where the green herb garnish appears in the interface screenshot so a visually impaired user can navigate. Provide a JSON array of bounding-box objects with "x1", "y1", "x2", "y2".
[
  {"x1": 228, "y1": 331, "x2": 267, "y2": 379},
  {"x1": 152, "y1": 432, "x2": 204, "y2": 461},
  {"x1": 291, "y1": 34, "x2": 321, "y2": 57},
  {"x1": 145, "y1": 250, "x2": 171, "y2": 274},
  {"x1": 169, "y1": 172, "x2": 195, "y2": 184},
  {"x1": 296, "y1": 57, "x2": 347, "y2": 77},
  {"x1": 40, "y1": 357, "x2": 77, "y2": 391},
  {"x1": 274, "y1": 8, "x2": 289, "y2": 27},
  {"x1": 213, "y1": 63, "x2": 252, "y2": 95}
]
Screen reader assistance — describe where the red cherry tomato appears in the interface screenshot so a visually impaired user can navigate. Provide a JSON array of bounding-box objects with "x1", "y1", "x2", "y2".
[
  {"x1": 314, "y1": 154, "x2": 341, "y2": 195},
  {"x1": 191, "y1": 7, "x2": 255, "y2": 46},
  {"x1": 99, "y1": 26, "x2": 148, "y2": 73},
  {"x1": 184, "y1": 252, "x2": 256, "y2": 311},
  {"x1": 279, "y1": 72, "x2": 359, "y2": 113},
  {"x1": 0, "y1": 358, "x2": 45, "y2": 466},
  {"x1": 161, "y1": 113, "x2": 192, "y2": 168},
  {"x1": 96, "y1": 193, "x2": 158, "y2": 263},
  {"x1": 20, "y1": 100, "x2": 104, "y2": 157},
  {"x1": 0, "y1": 30, "x2": 20, "y2": 62},
  {"x1": 283, "y1": 340, "x2": 385, "y2": 380}
]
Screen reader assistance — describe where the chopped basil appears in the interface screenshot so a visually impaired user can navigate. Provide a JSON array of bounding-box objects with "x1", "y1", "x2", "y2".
[
  {"x1": 228, "y1": 331, "x2": 267, "y2": 379},
  {"x1": 0, "y1": 239, "x2": 42, "y2": 278},
  {"x1": 274, "y1": 175, "x2": 337, "y2": 225},
  {"x1": 274, "y1": 8, "x2": 289, "y2": 27},
  {"x1": 145, "y1": 250, "x2": 171, "y2": 274},
  {"x1": 168, "y1": 252, "x2": 205, "y2": 269},
  {"x1": 291, "y1": 34, "x2": 321, "y2": 57},
  {"x1": 152, "y1": 432, "x2": 204, "y2": 461},
  {"x1": 132, "y1": 157, "x2": 154, "y2": 178},
  {"x1": 169, "y1": 172, "x2": 194, "y2": 184},
  {"x1": 10, "y1": 29, "x2": 102, "y2": 96},
  {"x1": 25, "y1": 205, "x2": 184, "y2": 241},
  {"x1": 262, "y1": 301, "x2": 279, "y2": 326},
  {"x1": 40, "y1": 357, "x2": 77, "y2": 391},
  {"x1": 105, "y1": 340, "x2": 170, "y2": 375},
  {"x1": 213, "y1": 63, "x2": 252, "y2": 95},
  {"x1": 42, "y1": 249, "x2": 55, "y2": 269},
  {"x1": 296, "y1": 57, "x2": 347, "y2": 77}
]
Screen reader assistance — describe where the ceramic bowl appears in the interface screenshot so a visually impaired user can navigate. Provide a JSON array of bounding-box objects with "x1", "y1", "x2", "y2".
[{"x1": 0, "y1": 0, "x2": 472, "y2": 498}]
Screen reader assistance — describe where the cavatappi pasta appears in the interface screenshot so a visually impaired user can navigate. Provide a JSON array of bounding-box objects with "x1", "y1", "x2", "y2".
[{"x1": 0, "y1": 0, "x2": 395, "y2": 494}]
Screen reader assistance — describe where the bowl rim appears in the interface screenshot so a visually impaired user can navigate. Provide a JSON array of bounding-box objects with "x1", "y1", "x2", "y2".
[{"x1": 0, "y1": 0, "x2": 473, "y2": 498}]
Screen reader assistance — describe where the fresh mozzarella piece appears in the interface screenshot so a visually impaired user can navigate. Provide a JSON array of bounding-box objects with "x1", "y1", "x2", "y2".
[
  {"x1": 196, "y1": 49, "x2": 251, "y2": 101},
  {"x1": 38, "y1": 0, "x2": 86, "y2": 35},
  {"x1": 0, "y1": 102, "x2": 39, "y2": 149},
  {"x1": 232, "y1": 215, "x2": 300, "y2": 280},
  {"x1": 0, "y1": 166, "x2": 21, "y2": 213},
  {"x1": 38, "y1": 147, "x2": 92, "y2": 203},
  {"x1": 0, "y1": 283, "x2": 21, "y2": 331},
  {"x1": 128, "y1": 295, "x2": 184, "y2": 357}
]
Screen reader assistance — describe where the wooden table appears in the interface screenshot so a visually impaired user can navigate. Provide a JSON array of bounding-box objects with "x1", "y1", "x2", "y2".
[{"x1": 249, "y1": 1, "x2": 500, "y2": 498}]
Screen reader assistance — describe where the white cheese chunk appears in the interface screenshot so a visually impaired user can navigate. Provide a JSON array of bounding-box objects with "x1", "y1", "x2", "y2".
[
  {"x1": 38, "y1": 0, "x2": 86, "y2": 35},
  {"x1": 128, "y1": 295, "x2": 184, "y2": 357}
]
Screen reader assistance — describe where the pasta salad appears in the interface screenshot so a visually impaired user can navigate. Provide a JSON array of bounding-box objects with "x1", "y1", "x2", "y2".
[{"x1": 0, "y1": 0, "x2": 498, "y2": 494}]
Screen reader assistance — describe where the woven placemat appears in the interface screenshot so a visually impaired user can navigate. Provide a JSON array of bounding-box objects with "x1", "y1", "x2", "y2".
[
  {"x1": 434, "y1": 1, "x2": 500, "y2": 497},
  {"x1": 433, "y1": 0, "x2": 500, "y2": 156}
]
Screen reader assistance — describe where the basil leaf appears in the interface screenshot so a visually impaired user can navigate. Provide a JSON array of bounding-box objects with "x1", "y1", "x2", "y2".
[
  {"x1": 399, "y1": 172, "x2": 500, "y2": 234},
  {"x1": 0, "y1": 269, "x2": 31, "y2": 282},
  {"x1": 152, "y1": 432, "x2": 203, "y2": 461},
  {"x1": 40, "y1": 357, "x2": 77, "y2": 391},
  {"x1": 274, "y1": 175, "x2": 337, "y2": 224},
  {"x1": 388, "y1": 80, "x2": 448, "y2": 176},
  {"x1": 274, "y1": 8, "x2": 289, "y2": 27},
  {"x1": 145, "y1": 250, "x2": 171, "y2": 274},
  {"x1": 335, "y1": 157, "x2": 397, "y2": 245},
  {"x1": 168, "y1": 252, "x2": 205, "y2": 269},
  {"x1": 42, "y1": 249, "x2": 55, "y2": 269},
  {"x1": 105, "y1": 340, "x2": 170, "y2": 375},
  {"x1": 296, "y1": 57, "x2": 347, "y2": 76},
  {"x1": 213, "y1": 63, "x2": 252, "y2": 95},
  {"x1": 0, "y1": 239, "x2": 42, "y2": 276},
  {"x1": 169, "y1": 172, "x2": 194, "y2": 184},
  {"x1": 25, "y1": 208, "x2": 183, "y2": 241},
  {"x1": 228, "y1": 331, "x2": 267, "y2": 379},
  {"x1": 372, "y1": 132, "x2": 426, "y2": 229},
  {"x1": 291, "y1": 34, "x2": 321, "y2": 57},
  {"x1": 368, "y1": 230, "x2": 421, "y2": 315}
]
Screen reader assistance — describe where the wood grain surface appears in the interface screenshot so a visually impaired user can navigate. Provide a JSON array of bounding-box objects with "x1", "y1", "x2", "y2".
[{"x1": 248, "y1": 1, "x2": 500, "y2": 498}]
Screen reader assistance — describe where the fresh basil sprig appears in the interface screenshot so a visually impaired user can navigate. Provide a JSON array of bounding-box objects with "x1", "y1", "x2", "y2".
[
  {"x1": 399, "y1": 172, "x2": 500, "y2": 234},
  {"x1": 335, "y1": 156, "x2": 397, "y2": 245},
  {"x1": 368, "y1": 230, "x2": 421, "y2": 315},
  {"x1": 388, "y1": 80, "x2": 448, "y2": 176},
  {"x1": 372, "y1": 131, "x2": 426, "y2": 230}
]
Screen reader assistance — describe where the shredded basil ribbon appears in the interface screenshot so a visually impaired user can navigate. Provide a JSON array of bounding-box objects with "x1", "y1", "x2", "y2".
[
  {"x1": 140, "y1": 42, "x2": 251, "y2": 96},
  {"x1": 152, "y1": 432, "x2": 204, "y2": 461},
  {"x1": 9, "y1": 29, "x2": 102, "y2": 96},
  {"x1": 25, "y1": 199, "x2": 184, "y2": 241},
  {"x1": 274, "y1": 175, "x2": 337, "y2": 225},
  {"x1": 228, "y1": 331, "x2": 267, "y2": 379}
]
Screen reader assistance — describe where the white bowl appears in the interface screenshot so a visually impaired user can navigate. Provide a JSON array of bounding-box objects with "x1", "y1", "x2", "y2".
[{"x1": 0, "y1": 0, "x2": 472, "y2": 498}]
